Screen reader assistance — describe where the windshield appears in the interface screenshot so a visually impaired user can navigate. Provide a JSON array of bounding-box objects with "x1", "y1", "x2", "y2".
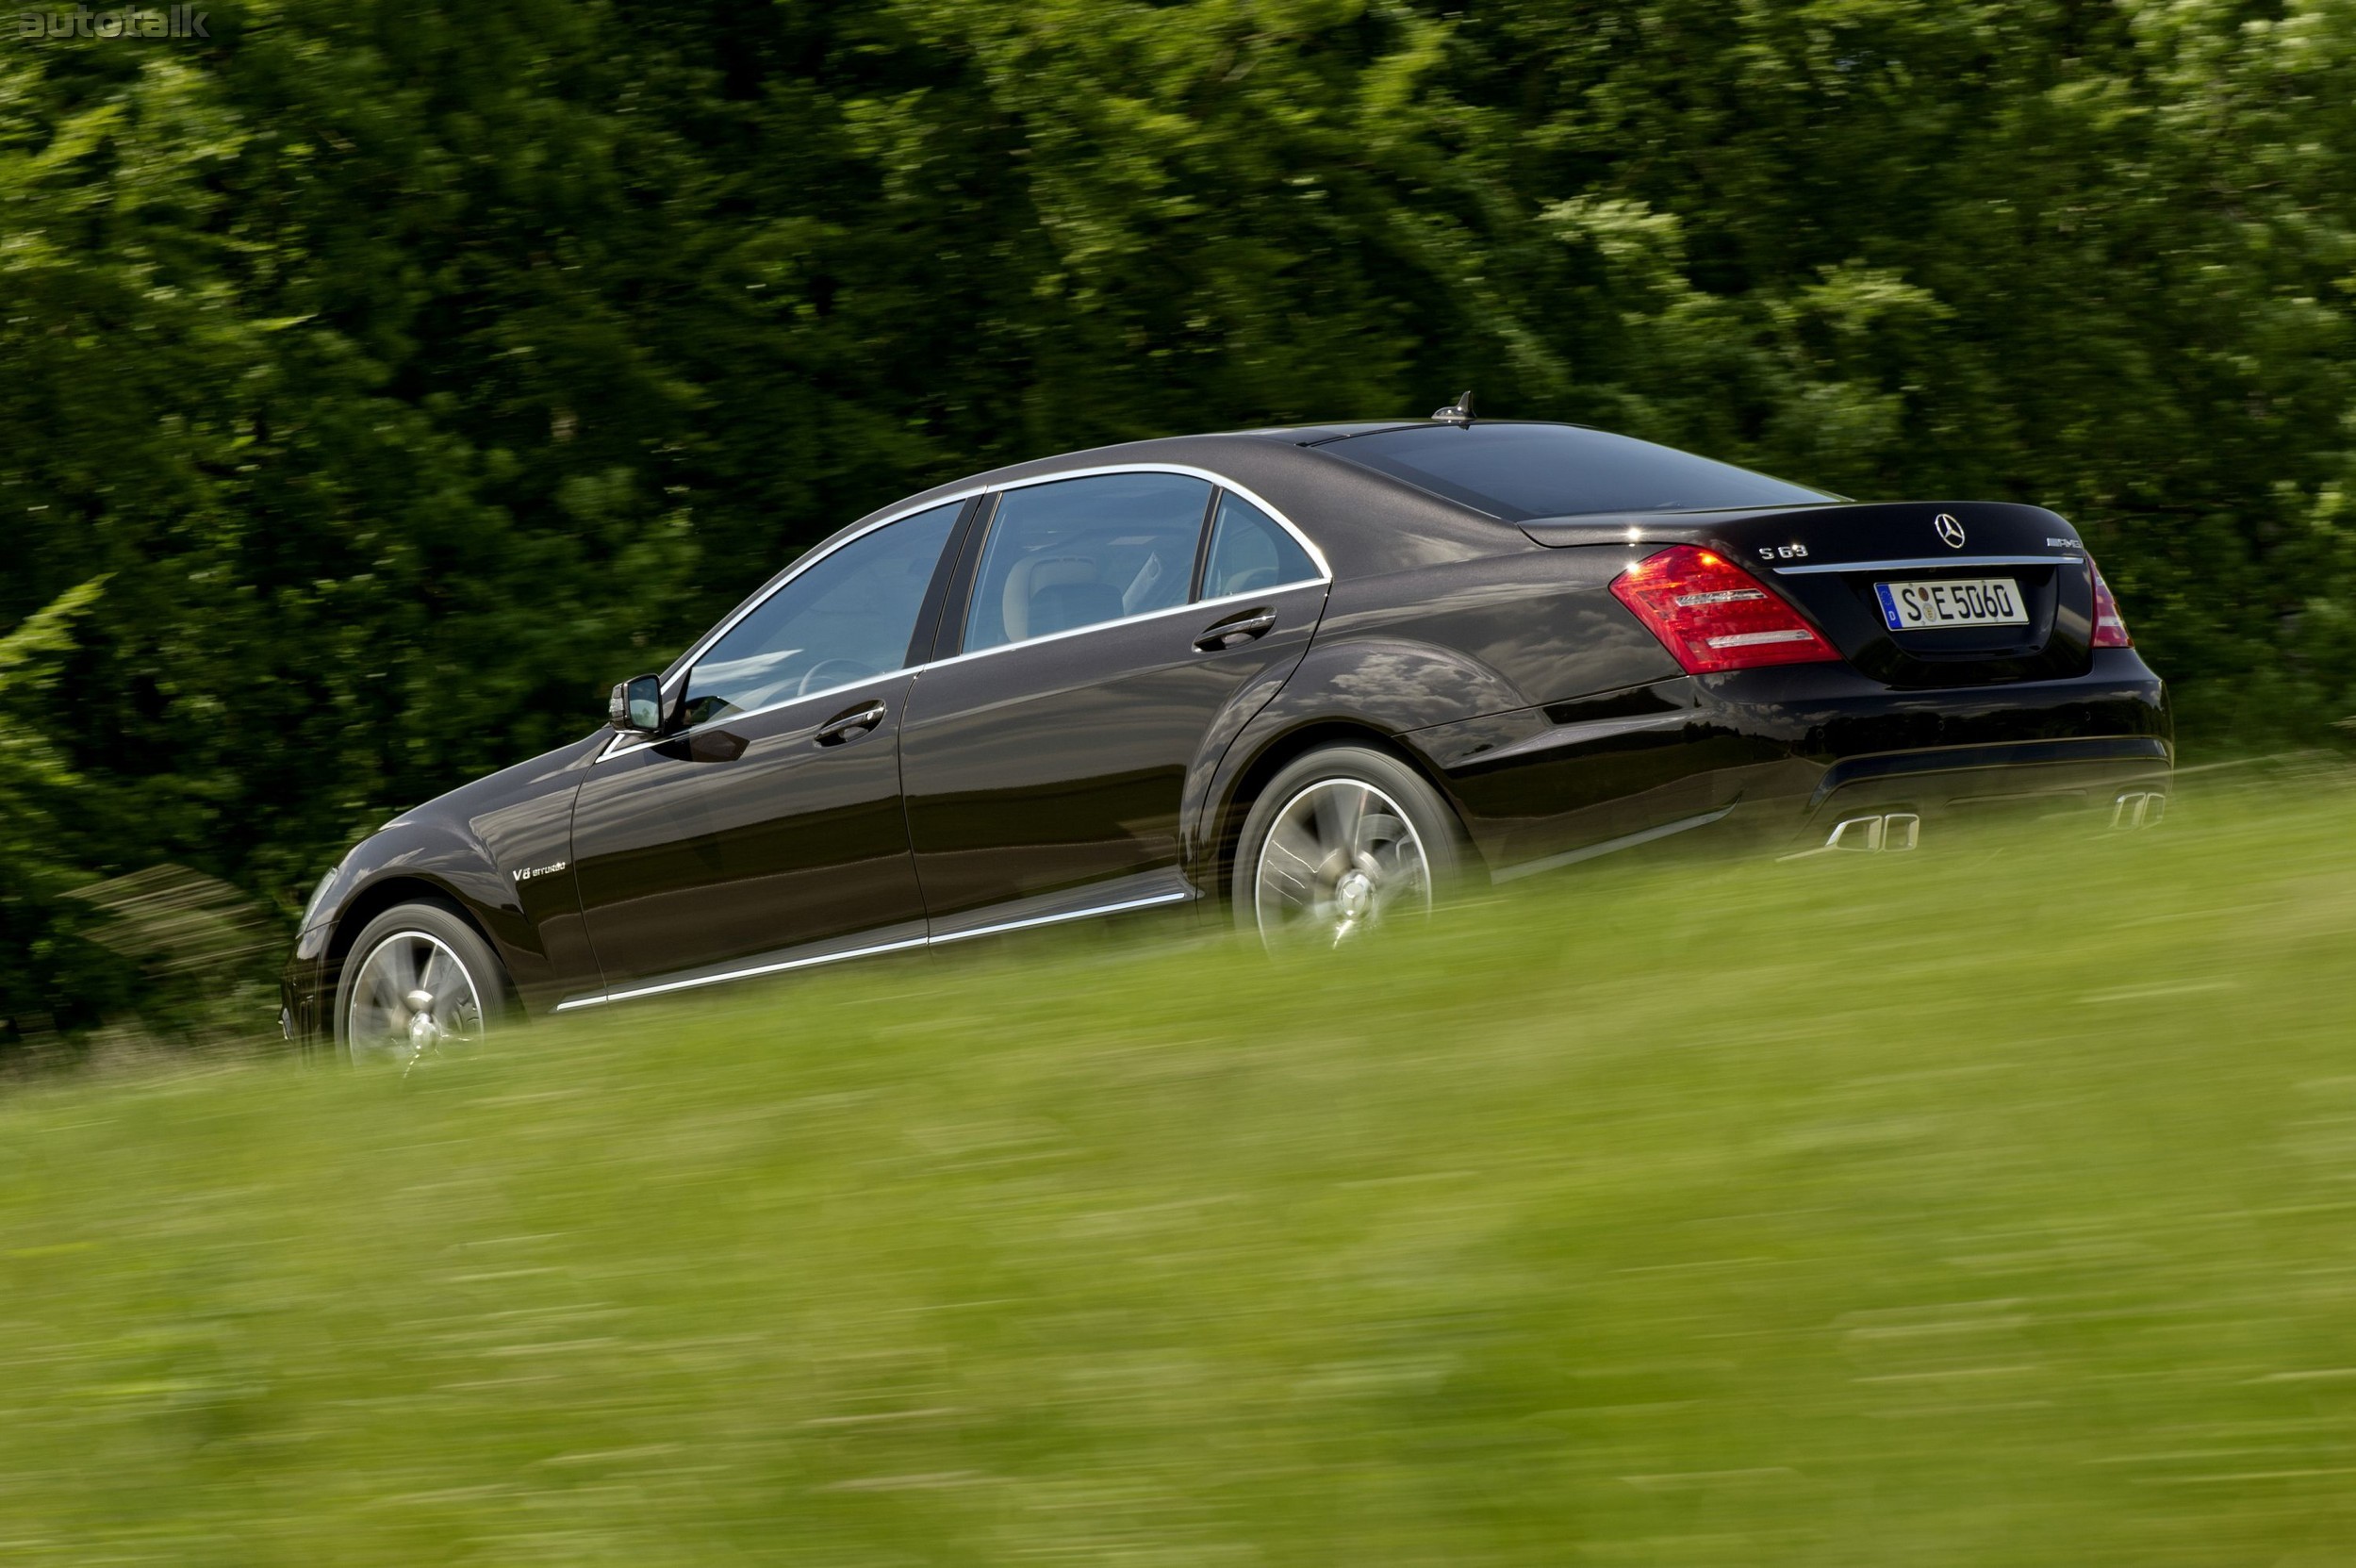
[{"x1": 1319, "y1": 422, "x2": 1837, "y2": 521}]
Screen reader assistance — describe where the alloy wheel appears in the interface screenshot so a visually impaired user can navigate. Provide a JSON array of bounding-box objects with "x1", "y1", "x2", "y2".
[
  {"x1": 343, "y1": 930, "x2": 485, "y2": 1067},
  {"x1": 1252, "y1": 777, "x2": 1432, "y2": 947}
]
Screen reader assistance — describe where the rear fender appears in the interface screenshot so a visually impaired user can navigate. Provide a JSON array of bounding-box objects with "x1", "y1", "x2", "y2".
[{"x1": 1180, "y1": 636, "x2": 1524, "y2": 888}]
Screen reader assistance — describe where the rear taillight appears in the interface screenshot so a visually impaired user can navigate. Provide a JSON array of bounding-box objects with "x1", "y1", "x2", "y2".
[
  {"x1": 2088, "y1": 557, "x2": 2132, "y2": 648},
  {"x1": 1608, "y1": 544, "x2": 1841, "y2": 675}
]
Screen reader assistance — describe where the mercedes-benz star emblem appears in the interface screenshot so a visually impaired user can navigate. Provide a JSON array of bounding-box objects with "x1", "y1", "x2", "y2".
[{"x1": 1934, "y1": 512, "x2": 1967, "y2": 549}]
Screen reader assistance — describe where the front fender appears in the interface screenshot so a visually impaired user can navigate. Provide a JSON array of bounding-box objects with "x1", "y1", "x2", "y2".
[
  {"x1": 284, "y1": 819, "x2": 516, "y2": 1048},
  {"x1": 294, "y1": 733, "x2": 604, "y2": 1021},
  {"x1": 298, "y1": 818, "x2": 536, "y2": 991}
]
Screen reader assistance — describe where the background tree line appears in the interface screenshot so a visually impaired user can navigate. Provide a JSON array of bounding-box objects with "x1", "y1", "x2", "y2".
[{"x1": 4, "y1": 0, "x2": 2353, "y2": 1041}]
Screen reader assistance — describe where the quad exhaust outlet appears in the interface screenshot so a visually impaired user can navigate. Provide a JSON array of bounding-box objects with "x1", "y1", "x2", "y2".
[
  {"x1": 1790, "y1": 794, "x2": 2164, "y2": 864},
  {"x1": 1783, "y1": 813, "x2": 1920, "y2": 860},
  {"x1": 1823, "y1": 813, "x2": 1920, "y2": 853}
]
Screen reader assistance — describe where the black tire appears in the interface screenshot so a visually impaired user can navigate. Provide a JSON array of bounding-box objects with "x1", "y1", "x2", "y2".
[
  {"x1": 332, "y1": 900, "x2": 513, "y2": 1065},
  {"x1": 1231, "y1": 744, "x2": 1469, "y2": 944}
]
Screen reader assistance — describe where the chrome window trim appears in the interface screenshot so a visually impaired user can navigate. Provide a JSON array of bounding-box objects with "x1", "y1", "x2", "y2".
[
  {"x1": 1773, "y1": 553, "x2": 2082, "y2": 577},
  {"x1": 598, "y1": 576, "x2": 1327, "y2": 763},
  {"x1": 665, "y1": 487, "x2": 985, "y2": 691},
  {"x1": 551, "y1": 885, "x2": 1194, "y2": 1010},
  {"x1": 988, "y1": 462, "x2": 1332, "y2": 582},
  {"x1": 925, "y1": 576, "x2": 1322, "y2": 670},
  {"x1": 596, "y1": 463, "x2": 1329, "y2": 766}
]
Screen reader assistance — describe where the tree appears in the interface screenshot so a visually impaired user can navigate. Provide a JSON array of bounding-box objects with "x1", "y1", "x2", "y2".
[{"x1": 0, "y1": 581, "x2": 127, "y2": 1040}]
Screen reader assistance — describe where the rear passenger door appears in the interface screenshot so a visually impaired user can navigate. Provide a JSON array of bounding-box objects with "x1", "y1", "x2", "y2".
[{"x1": 898, "y1": 471, "x2": 1328, "y2": 933}]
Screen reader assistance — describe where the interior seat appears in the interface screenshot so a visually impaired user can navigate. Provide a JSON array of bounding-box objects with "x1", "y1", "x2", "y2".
[
  {"x1": 1003, "y1": 554, "x2": 1105, "y2": 641},
  {"x1": 1027, "y1": 580, "x2": 1125, "y2": 637}
]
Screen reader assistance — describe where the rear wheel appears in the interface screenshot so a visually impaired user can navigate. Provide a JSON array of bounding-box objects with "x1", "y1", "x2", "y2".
[
  {"x1": 333, "y1": 901, "x2": 510, "y2": 1067},
  {"x1": 1234, "y1": 745, "x2": 1466, "y2": 949}
]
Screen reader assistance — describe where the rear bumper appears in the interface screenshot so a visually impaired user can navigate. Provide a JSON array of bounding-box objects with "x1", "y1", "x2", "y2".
[
  {"x1": 1418, "y1": 648, "x2": 2171, "y2": 873},
  {"x1": 1800, "y1": 734, "x2": 2167, "y2": 826},
  {"x1": 1705, "y1": 648, "x2": 2170, "y2": 847},
  {"x1": 1701, "y1": 647, "x2": 2169, "y2": 763}
]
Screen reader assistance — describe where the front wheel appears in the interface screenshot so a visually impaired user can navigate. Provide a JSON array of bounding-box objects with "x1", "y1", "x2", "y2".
[
  {"x1": 1233, "y1": 745, "x2": 1467, "y2": 949},
  {"x1": 334, "y1": 900, "x2": 510, "y2": 1067}
]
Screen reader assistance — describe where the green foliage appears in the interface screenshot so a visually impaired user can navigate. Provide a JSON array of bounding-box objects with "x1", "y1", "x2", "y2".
[
  {"x1": 2, "y1": 781, "x2": 2355, "y2": 1560},
  {"x1": 6, "y1": 0, "x2": 2356, "y2": 1032},
  {"x1": 0, "y1": 579, "x2": 133, "y2": 1036}
]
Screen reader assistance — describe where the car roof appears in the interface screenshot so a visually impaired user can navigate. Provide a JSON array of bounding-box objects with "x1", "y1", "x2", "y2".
[
  {"x1": 1228, "y1": 421, "x2": 1434, "y2": 444},
  {"x1": 861, "y1": 429, "x2": 1510, "y2": 556},
  {"x1": 1230, "y1": 419, "x2": 1606, "y2": 446},
  {"x1": 869, "y1": 419, "x2": 1618, "y2": 512}
]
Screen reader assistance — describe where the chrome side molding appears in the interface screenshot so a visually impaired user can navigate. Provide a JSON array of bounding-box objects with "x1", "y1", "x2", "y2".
[
  {"x1": 552, "y1": 881, "x2": 1195, "y2": 1013},
  {"x1": 1489, "y1": 805, "x2": 1735, "y2": 885}
]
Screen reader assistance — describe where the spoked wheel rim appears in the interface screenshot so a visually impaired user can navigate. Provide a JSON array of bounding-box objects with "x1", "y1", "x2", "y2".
[
  {"x1": 1252, "y1": 777, "x2": 1432, "y2": 948},
  {"x1": 343, "y1": 930, "x2": 485, "y2": 1067}
]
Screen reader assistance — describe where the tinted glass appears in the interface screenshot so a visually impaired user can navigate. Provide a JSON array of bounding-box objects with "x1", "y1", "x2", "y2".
[
  {"x1": 1200, "y1": 492, "x2": 1320, "y2": 600},
  {"x1": 683, "y1": 501, "x2": 961, "y2": 727},
  {"x1": 1322, "y1": 423, "x2": 1836, "y2": 521},
  {"x1": 964, "y1": 473, "x2": 1212, "y2": 652}
]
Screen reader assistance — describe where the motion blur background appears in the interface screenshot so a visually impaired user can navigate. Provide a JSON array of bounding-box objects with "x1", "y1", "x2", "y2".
[
  {"x1": 10, "y1": 9, "x2": 2356, "y2": 1560},
  {"x1": 7, "y1": 0, "x2": 2356, "y2": 1040}
]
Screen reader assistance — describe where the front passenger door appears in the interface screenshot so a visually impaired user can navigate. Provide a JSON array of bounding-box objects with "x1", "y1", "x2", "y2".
[{"x1": 568, "y1": 501, "x2": 965, "y2": 999}]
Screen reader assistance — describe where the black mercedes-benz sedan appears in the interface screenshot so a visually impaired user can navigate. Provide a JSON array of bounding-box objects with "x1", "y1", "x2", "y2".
[{"x1": 284, "y1": 411, "x2": 2169, "y2": 1061}]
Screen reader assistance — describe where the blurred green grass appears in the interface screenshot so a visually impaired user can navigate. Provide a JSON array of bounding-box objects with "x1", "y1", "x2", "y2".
[{"x1": 5, "y1": 778, "x2": 2356, "y2": 1565}]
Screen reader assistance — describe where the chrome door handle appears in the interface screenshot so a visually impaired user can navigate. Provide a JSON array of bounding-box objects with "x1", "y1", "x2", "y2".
[
  {"x1": 815, "y1": 700, "x2": 888, "y2": 746},
  {"x1": 1194, "y1": 608, "x2": 1277, "y2": 652}
]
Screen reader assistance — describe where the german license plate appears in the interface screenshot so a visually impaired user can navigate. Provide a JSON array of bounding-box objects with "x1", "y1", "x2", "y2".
[{"x1": 1874, "y1": 577, "x2": 2028, "y2": 632}]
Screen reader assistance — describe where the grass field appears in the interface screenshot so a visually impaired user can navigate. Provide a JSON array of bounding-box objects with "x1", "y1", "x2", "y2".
[{"x1": 5, "y1": 772, "x2": 2356, "y2": 1564}]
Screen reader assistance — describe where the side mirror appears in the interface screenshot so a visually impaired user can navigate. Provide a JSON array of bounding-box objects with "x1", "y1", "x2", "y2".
[{"x1": 607, "y1": 674, "x2": 667, "y2": 736}]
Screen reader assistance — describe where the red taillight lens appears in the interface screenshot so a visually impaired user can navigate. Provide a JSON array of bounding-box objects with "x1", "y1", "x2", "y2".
[
  {"x1": 1608, "y1": 545, "x2": 1841, "y2": 674},
  {"x1": 2088, "y1": 557, "x2": 2133, "y2": 649}
]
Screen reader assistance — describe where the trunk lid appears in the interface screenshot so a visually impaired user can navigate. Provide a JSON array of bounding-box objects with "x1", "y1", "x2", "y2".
[{"x1": 1523, "y1": 501, "x2": 2099, "y2": 686}]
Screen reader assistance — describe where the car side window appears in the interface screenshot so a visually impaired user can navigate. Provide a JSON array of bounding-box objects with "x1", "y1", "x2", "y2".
[
  {"x1": 1199, "y1": 491, "x2": 1321, "y2": 601},
  {"x1": 963, "y1": 473, "x2": 1213, "y2": 652},
  {"x1": 682, "y1": 501, "x2": 962, "y2": 728}
]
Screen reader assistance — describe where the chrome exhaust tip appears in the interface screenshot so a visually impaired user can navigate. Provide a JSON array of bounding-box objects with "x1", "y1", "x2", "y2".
[
  {"x1": 1788, "y1": 812, "x2": 1922, "y2": 859},
  {"x1": 2113, "y1": 791, "x2": 2166, "y2": 830},
  {"x1": 1826, "y1": 813, "x2": 1920, "y2": 852}
]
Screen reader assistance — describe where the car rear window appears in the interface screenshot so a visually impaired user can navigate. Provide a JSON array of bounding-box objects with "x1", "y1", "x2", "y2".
[{"x1": 1318, "y1": 422, "x2": 1837, "y2": 521}]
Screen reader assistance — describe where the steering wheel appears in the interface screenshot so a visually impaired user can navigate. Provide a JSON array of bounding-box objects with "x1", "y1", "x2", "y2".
[{"x1": 797, "y1": 658, "x2": 880, "y2": 698}]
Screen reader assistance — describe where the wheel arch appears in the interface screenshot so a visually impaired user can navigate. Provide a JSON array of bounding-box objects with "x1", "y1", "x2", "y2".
[
  {"x1": 1209, "y1": 719, "x2": 1479, "y2": 907},
  {"x1": 325, "y1": 876, "x2": 507, "y2": 1000}
]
